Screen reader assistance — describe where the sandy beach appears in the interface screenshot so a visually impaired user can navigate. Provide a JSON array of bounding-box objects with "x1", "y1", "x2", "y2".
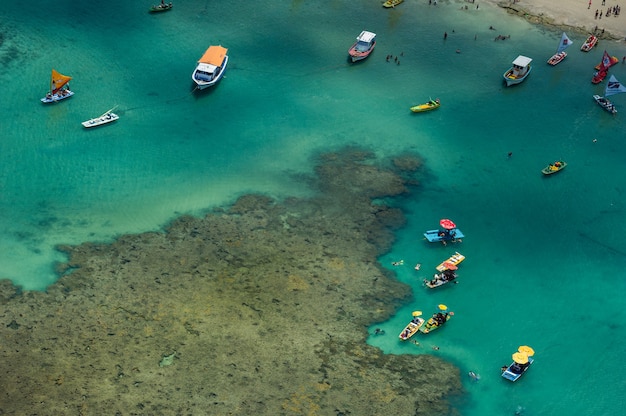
[{"x1": 483, "y1": 0, "x2": 626, "y2": 40}]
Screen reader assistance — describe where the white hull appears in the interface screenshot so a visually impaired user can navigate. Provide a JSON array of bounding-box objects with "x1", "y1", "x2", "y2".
[
  {"x1": 503, "y1": 66, "x2": 531, "y2": 86},
  {"x1": 41, "y1": 90, "x2": 74, "y2": 103},
  {"x1": 193, "y1": 55, "x2": 228, "y2": 90},
  {"x1": 593, "y1": 95, "x2": 617, "y2": 114},
  {"x1": 82, "y1": 112, "x2": 119, "y2": 128}
]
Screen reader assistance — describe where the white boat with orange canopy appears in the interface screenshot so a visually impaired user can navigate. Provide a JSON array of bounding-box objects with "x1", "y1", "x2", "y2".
[
  {"x1": 41, "y1": 69, "x2": 74, "y2": 103},
  {"x1": 192, "y1": 45, "x2": 229, "y2": 90}
]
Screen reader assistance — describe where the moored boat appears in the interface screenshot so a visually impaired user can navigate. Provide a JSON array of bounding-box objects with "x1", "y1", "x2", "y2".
[
  {"x1": 383, "y1": 0, "x2": 403, "y2": 7},
  {"x1": 547, "y1": 32, "x2": 573, "y2": 66},
  {"x1": 81, "y1": 106, "x2": 119, "y2": 128},
  {"x1": 593, "y1": 75, "x2": 626, "y2": 115},
  {"x1": 592, "y1": 51, "x2": 617, "y2": 84},
  {"x1": 419, "y1": 305, "x2": 453, "y2": 334},
  {"x1": 424, "y1": 218, "x2": 464, "y2": 244},
  {"x1": 41, "y1": 69, "x2": 74, "y2": 103},
  {"x1": 410, "y1": 98, "x2": 440, "y2": 113},
  {"x1": 150, "y1": 1, "x2": 172, "y2": 12},
  {"x1": 192, "y1": 45, "x2": 229, "y2": 90},
  {"x1": 541, "y1": 160, "x2": 567, "y2": 175},
  {"x1": 580, "y1": 34, "x2": 598, "y2": 52},
  {"x1": 398, "y1": 311, "x2": 425, "y2": 340},
  {"x1": 592, "y1": 69, "x2": 608, "y2": 84},
  {"x1": 593, "y1": 95, "x2": 617, "y2": 114},
  {"x1": 594, "y1": 55, "x2": 619, "y2": 71},
  {"x1": 348, "y1": 31, "x2": 376, "y2": 62},
  {"x1": 502, "y1": 346, "x2": 535, "y2": 382},
  {"x1": 424, "y1": 269, "x2": 457, "y2": 289},
  {"x1": 503, "y1": 55, "x2": 532, "y2": 86},
  {"x1": 435, "y1": 252, "x2": 465, "y2": 272}
]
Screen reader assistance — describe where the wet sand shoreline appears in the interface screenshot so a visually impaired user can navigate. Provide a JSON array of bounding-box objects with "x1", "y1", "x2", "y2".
[{"x1": 487, "y1": 0, "x2": 626, "y2": 40}]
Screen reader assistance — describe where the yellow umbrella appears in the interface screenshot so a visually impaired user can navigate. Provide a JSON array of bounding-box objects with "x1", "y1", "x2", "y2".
[
  {"x1": 518, "y1": 346, "x2": 535, "y2": 356},
  {"x1": 512, "y1": 352, "x2": 529, "y2": 364},
  {"x1": 412, "y1": 311, "x2": 423, "y2": 317},
  {"x1": 438, "y1": 304, "x2": 448, "y2": 311}
]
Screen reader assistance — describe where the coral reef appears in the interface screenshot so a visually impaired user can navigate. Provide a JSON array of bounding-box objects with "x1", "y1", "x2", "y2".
[{"x1": 0, "y1": 148, "x2": 461, "y2": 415}]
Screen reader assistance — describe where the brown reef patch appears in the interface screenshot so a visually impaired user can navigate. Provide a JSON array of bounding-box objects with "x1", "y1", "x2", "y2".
[{"x1": 0, "y1": 148, "x2": 462, "y2": 415}]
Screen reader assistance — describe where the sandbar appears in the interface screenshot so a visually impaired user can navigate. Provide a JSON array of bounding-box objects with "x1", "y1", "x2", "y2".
[{"x1": 482, "y1": 0, "x2": 626, "y2": 40}]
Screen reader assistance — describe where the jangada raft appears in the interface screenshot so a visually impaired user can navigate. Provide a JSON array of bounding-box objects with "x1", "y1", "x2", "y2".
[
  {"x1": 41, "y1": 69, "x2": 74, "y2": 103},
  {"x1": 593, "y1": 74, "x2": 626, "y2": 115},
  {"x1": 592, "y1": 50, "x2": 618, "y2": 84},
  {"x1": 398, "y1": 311, "x2": 425, "y2": 341},
  {"x1": 502, "y1": 346, "x2": 535, "y2": 382},
  {"x1": 547, "y1": 32, "x2": 573, "y2": 66},
  {"x1": 424, "y1": 218, "x2": 464, "y2": 244}
]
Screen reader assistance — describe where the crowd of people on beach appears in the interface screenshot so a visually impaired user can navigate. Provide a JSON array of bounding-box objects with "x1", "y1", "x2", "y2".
[{"x1": 594, "y1": 4, "x2": 621, "y2": 19}]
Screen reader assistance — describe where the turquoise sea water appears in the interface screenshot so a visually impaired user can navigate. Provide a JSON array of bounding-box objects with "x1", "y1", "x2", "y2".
[{"x1": 2, "y1": 1, "x2": 626, "y2": 414}]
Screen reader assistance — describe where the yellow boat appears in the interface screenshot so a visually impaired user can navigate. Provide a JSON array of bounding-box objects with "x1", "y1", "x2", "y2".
[
  {"x1": 410, "y1": 98, "x2": 440, "y2": 113},
  {"x1": 383, "y1": 0, "x2": 404, "y2": 8},
  {"x1": 435, "y1": 252, "x2": 465, "y2": 272},
  {"x1": 541, "y1": 161, "x2": 567, "y2": 175}
]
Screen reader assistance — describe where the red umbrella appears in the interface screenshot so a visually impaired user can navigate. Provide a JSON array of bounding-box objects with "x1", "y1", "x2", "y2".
[
  {"x1": 442, "y1": 262, "x2": 458, "y2": 270},
  {"x1": 440, "y1": 219, "x2": 456, "y2": 230}
]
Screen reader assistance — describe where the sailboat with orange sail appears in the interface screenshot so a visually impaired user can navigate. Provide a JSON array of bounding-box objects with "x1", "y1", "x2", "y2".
[{"x1": 41, "y1": 69, "x2": 74, "y2": 103}]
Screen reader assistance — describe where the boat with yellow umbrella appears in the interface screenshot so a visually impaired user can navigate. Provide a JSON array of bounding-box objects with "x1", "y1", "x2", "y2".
[
  {"x1": 398, "y1": 311, "x2": 425, "y2": 340},
  {"x1": 419, "y1": 304, "x2": 453, "y2": 334},
  {"x1": 502, "y1": 345, "x2": 535, "y2": 381}
]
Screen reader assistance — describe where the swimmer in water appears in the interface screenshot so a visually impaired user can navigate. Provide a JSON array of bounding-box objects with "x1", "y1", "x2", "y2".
[{"x1": 468, "y1": 371, "x2": 480, "y2": 381}]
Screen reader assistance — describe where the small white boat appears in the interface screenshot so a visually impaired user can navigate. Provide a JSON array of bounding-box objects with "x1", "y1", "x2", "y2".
[
  {"x1": 503, "y1": 55, "x2": 532, "y2": 86},
  {"x1": 547, "y1": 32, "x2": 573, "y2": 66},
  {"x1": 192, "y1": 45, "x2": 229, "y2": 90},
  {"x1": 41, "y1": 69, "x2": 74, "y2": 103},
  {"x1": 82, "y1": 106, "x2": 119, "y2": 128}
]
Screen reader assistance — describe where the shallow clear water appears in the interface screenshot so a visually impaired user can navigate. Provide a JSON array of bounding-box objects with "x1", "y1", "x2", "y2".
[{"x1": 2, "y1": 1, "x2": 626, "y2": 414}]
